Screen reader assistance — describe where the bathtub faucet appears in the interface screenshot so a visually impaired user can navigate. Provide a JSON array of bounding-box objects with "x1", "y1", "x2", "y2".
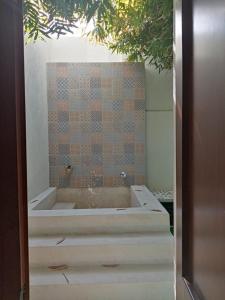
[
  {"x1": 120, "y1": 171, "x2": 127, "y2": 179},
  {"x1": 65, "y1": 165, "x2": 73, "y2": 176}
]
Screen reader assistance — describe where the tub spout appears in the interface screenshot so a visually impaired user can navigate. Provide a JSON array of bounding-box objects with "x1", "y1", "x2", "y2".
[{"x1": 65, "y1": 165, "x2": 73, "y2": 175}]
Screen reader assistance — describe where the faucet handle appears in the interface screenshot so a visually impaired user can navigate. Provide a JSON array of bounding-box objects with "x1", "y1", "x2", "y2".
[{"x1": 120, "y1": 171, "x2": 127, "y2": 178}]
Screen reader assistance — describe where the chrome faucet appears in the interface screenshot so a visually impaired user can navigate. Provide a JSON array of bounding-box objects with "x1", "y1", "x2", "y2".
[{"x1": 120, "y1": 171, "x2": 127, "y2": 179}]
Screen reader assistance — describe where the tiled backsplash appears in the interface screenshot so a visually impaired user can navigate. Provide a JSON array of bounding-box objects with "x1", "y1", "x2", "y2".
[{"x1": 47, "y1": 63, "x2": 145, "y2": 188}]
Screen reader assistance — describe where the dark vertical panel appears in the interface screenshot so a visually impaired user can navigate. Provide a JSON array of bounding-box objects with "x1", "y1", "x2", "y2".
[
  {"x1": 175, "y1": 0, "x2": 196, "y2": 298},
  {"x1": 176, "y1": 0, "x2": 225, "y2": 299},
  {"x1": 190, "y1": 0, "x2": 225, "y2": 298},
  {"x1": 181, "y1": 0, "x2": 193, "y2": 283},
  {"x1": 0, "y1": 0, "x2": 29, "y2": 299}
]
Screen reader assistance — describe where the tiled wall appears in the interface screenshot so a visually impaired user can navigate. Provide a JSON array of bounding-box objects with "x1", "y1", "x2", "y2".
[{"x1": 47, "y1": 63, "x2": 145, "y2": 188}]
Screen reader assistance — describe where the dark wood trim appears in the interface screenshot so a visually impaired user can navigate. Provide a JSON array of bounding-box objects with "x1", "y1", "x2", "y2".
[
  {"x1": 177, "y1": 0, "x2": 225, "y2": 297},
  {"x1": 1, "y1": 0, "x2": 21, "y2": 11},
  {"x1": 15, "y1": 2, "x2": 30, "y2": 298},
  {"x1": 181, "y1": 0, "x2": 193, "y2": 283},
  {"x1": 175, "y1": 0, "x2": 195, "y2": 298},
  {"x1": 0, "y1": 0, "x2": 29, "y2": 299},
  {"x1": 176, "y1": 0, "x2": 204, "y2": 298}
]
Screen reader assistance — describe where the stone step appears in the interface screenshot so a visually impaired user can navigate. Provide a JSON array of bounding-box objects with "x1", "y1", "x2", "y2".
[
  {"x1": 29, "y1": 233, "x2": 174, "y2": 268},
  {"x1": 30, "y1": 264, "x2": 174, "y2": 300},
  {"x1": 29, "y1": 209, "x2": 170, "y2": 236}
]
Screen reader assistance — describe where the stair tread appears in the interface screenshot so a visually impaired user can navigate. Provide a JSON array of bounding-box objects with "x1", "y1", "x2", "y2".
[
  {"x1": 29, "y1": 233, "x2": 173, "y2": 247},
  {"x1": 30, "y1": 264, "x2": 173, "y2": 286}
]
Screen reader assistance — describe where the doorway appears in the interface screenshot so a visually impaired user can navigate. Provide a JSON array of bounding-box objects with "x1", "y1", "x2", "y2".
[{"x1": 1, "y1": 3, "x2": 172, "y2": 299}]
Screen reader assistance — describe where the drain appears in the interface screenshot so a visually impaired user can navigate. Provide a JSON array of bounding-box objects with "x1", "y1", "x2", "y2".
[{"x1": 151, "y1": 209, "x2": 162, "y2": 212}]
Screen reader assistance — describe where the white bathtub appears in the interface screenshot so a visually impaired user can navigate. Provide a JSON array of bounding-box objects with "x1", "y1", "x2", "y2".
[
  {"x1": 29, "y1": 186, "x2": 174, "y2": 300},
  {"x1": 28, "y1": 185, "x2": 170, "y2": 235}
]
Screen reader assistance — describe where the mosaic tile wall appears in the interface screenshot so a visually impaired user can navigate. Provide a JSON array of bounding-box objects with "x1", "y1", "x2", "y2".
[{"x1": 47, "y1": 63, "x2": 145, "y2": 188}]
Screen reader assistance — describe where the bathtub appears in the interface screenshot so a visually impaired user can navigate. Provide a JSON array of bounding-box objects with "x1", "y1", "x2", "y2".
[{"x1": 28, "y1": 185, "x2": 170, "y2": 235}]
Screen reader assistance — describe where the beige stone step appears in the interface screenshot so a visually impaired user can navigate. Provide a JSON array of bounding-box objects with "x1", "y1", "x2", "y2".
[
  {"x1": 29, "y1": 233, "x2": 174, "y2": 268},
  {"x1": 30, "y1": 264, "x2": 174, "y2": 300},
  {"x1": 29, "y1": 209, "x2": 170, "y2": 236}
]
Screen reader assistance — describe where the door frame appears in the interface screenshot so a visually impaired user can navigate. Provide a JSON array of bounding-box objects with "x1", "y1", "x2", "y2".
[
  {"x1": 1, "y1": 0, "x2": 205, "y2": 299},
  {"x1": 175, "y1": 0, "x2": 200, "y2": 299},
  {"x1": 0, "y1": 0, "x2": 29, "y2": 299}
]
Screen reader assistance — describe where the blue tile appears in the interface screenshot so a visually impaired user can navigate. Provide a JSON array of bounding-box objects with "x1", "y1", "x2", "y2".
[
  {"x1": 90, "y1": 89, "x2": 102, "y2": 100},
  {"x1": 91, "y1": 122, "x2": 102, "y2": 132},
  {"x1": 58, "y1": 122, "x2": 69, "y2": 134},
  {"x1": 57, "y1": 78, "x2": 68, "y2": 90},
  {"x1": 57, "y1": 89, "x2": 69, "y2": 101},
  {"x1": 58, "y1": 155, "x2": 71, "y2": 165},
  {"x1": 78, "y1": 89, "x2": 90, "y2": 101},
  {"x1": 91, "y1": 111, "x2": 102, "y2": 122},
  {"x1": 90, "y1": 78, "x2": 101, "y2": 88},
  {"x1": 124, "y1": 154, "x2": 135, "y2": 164},
  {"x1": 123, "y1": 78, "x2": 135, "y2": 88},
  {"x1": 135, "y1": 100, "x2": 145, "y2": 110},
  {"x1": 112, "y1": 100, "x2": 122, "y2": 111},
  {"x1": 92, "y1": 154, "x2": 103, "y2": 165},
  {"x1": 123, "y1": 121, "x2": 135, "y2": 133},
  {"x1": 135, "y1": 77, "x2": 145, "y2": 88}
]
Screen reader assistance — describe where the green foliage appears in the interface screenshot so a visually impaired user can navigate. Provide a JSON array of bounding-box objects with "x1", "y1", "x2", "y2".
[
  {"x1": 90, "y1": 0, "x2": 173, "y2": 71},
  {"x1": 23, "y1": 0, "x2": 173, "y2": 71},
  {"x1": 23, "y1": 0, "x2": 114, "y2": 42}
]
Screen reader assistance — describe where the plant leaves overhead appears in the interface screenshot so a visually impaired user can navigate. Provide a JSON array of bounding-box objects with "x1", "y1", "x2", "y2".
[{"x1": 23, "y1": 0, "x2": 173, "y2": 71}]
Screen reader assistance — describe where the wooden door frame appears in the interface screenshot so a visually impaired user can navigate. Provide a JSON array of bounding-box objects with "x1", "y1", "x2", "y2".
[
  {"x1": 1, "y1": 0, "x2": 208, "y2": 299},
  {"x1": 175, "y1": 0, "x2": 200, "y2": 299},
  {"x1": 0, "y1": 0, "x2": 29, "y2": 299}
]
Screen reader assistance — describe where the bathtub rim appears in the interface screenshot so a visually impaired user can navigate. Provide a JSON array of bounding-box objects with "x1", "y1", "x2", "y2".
[{"x1": 28, "y1": 185, "x2": 169, "y2": 217}]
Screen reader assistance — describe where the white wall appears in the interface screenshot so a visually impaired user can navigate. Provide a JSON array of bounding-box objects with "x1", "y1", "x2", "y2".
[
  {"x1": 145, "y1": 65, "x2": 173, "y2": 191},
  {"x1": 25, "y1": 42, "x2": 49, "y2": 201},
  {"x1": 46, "y1": 37, "x2": 125, "y2": 62}
]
